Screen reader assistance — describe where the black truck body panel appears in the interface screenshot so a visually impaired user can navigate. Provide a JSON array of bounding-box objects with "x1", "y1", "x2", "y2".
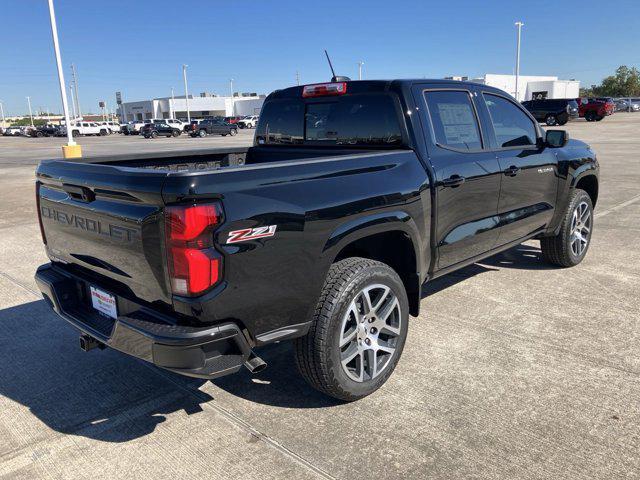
[{"x1": 34, "y1": 79, "x2": 599, "y2": 379}]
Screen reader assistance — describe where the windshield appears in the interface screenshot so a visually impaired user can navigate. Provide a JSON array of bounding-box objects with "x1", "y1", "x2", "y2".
[{"x1": 256, "y1": 93, "x2": 404, "y2": 147}]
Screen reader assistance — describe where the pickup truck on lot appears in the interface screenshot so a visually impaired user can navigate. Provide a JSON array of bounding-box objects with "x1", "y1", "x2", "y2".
[
  {"x1": 70, "y1": 121, "x2": 110, "y2": 137},
  {"x1": 34, "y1": 79, "x2": 599, "y2": 401},
  {"x1": 188, "y1": 118, "x2": 238, "y2": 137},
  {"x1": 577, "y1": 98, "x2": 614, "y2": 122}
]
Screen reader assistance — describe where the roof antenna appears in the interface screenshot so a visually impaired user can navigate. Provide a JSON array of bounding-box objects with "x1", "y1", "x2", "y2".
[{"x1": 324, "y1": 50, "x2": 351, "y2": 82}]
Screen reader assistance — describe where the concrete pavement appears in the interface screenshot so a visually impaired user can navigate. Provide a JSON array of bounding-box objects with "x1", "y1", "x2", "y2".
[{"x1": 0, "y1": 115, "x2": 638, "y2": 479}]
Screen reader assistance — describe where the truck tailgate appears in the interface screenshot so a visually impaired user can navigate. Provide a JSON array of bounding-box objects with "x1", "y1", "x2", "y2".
[{"x1": 36, "y1": 161, "x2": 171, "y2": 304}]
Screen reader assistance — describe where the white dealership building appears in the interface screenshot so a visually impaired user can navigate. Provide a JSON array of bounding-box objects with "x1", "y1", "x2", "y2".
[
  {"x1": 446, "y1": 74, "x2": 580, "y2": 102},
  {"x1": 117, "y1": 93, "x2": 266, "y2": 122}
]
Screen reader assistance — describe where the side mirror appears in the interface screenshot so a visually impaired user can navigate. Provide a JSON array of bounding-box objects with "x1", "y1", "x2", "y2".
[{"x1": 546, "y1": 130, "x2": 569, "y2": 148}]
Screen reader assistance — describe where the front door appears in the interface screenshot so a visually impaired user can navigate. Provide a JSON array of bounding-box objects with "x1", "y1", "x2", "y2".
[
  {"x1": 478, "y1": 92, "x2": 558, "y2": 246},
  {"x1": 414, "y1": 86, "x2": 503, "y2": 270}
]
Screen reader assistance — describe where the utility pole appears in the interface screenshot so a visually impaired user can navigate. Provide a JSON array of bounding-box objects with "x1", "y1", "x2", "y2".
[
  {"x1": 230, "y1": 78, "x2": 234, "y2": 98},
  {"x1": 182, "y1": 64, "x2": 190, "y2": 123},
  {"x1": 26, "y1": 96, "x2": 34, "y2": 127},
  {"x1": 358, "y1": 61, "x2": 364, "y2": 80},
  {"x1": 0, "y1": 100, "x2": 5, "y2": 127},
  {"x1": 514, "y1": 21, "x2": 524, "y2": 101},
  {"x1": 48, "y1": 0, "x2": 79, "y2": 156},
  {"x1": 71, "y1": 63, "x2": 81, "y2": 118},
  {"x1": 296, "y1": 71, "x2": 300, "y2": 86},
  {"x1": 170, "y1": 87, "x2": 175, "y2": 118}
]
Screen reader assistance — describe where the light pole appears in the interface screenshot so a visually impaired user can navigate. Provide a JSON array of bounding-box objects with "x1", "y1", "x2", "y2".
[
  {"x1": 48, "y1": 0, "x2": 79, "y2": 156},
  {"x1": 26, "y1": 97, "x2": 34, "y2": 127},
  {"x1": 296, "y1": 71, "x2": 300, "y2": 86},
  {"x1": 71, "y1": 63, "x2": 81, "y2": 119},
  {"x1": 514, "y1": 21, "x2": 524, "y2": 101},
  {"x1": 358, "y1": 61, "x2": 364, "y2": 80},
  {"x1": 230, "y1": 78, "x2": 234, "y2": 98},
  {"x1": 170, "y1": 87, "x2": 175, "y2": 118},
  {"x1": 69, "y1": 84, "x2": 76, "y2": 118},
  {"x1": 0, "y1": 100, "x2": 5, "y2": 127},
  {"x1": 182, "y1": 64, "x2": 191, "y2": 123}
]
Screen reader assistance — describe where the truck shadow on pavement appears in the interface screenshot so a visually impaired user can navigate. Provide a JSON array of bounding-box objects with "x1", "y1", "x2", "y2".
[{"x1": 0, "y1": 299, "x2": 213, "y2": 444}]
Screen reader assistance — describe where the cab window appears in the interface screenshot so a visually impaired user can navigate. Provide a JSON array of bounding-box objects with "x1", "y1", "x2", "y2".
[
  {"x1": 482, "y1": 93, "x2": 537, "y2": 148},
  {"x1": 423, "y1": 90, "x2": 482, "y2": 151}
]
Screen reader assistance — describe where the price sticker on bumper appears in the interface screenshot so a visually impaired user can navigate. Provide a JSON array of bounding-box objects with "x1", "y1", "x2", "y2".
[{"x1": 90, "y1": 286, "x2": 118, "y2": 319}]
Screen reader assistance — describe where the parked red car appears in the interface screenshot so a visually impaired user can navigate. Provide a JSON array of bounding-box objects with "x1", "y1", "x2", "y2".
[
  {"x1": 223, "y1": 116, "x2": 243, "y2": 124},
  {"x1": 576, "y1": 98, "x2": 614, "y2": 122}
]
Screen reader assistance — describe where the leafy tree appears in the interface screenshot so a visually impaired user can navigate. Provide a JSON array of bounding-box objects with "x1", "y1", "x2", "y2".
[
  {"x1": 9, "y1": 118, "x2": 48, "y2": 127},
  {"x1": 586, "y1": 66, "x2": 640, "y2": 97}
]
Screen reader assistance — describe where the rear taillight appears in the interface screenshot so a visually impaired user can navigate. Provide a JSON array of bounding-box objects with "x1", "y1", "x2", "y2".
[
  {"x1": 302, "y1": 82, "x2": 347, "y2": 98},
  {"x1": 165, "y1": 203, "x2": 223, "y2": 296},
  {"x1": 35, "y1": 182, "x2": 47, "y2": 245}
]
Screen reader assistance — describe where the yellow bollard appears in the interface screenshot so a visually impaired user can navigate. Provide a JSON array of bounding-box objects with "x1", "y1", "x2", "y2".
[{"x1": 62, "y1": 144, "x2": 82, "y2": 159}]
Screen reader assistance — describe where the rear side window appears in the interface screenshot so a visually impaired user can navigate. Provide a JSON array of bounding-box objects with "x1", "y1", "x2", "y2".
[
  {"x1": 256, "y1": 94, "x2": 403, "y2": 147},
  {"x1": 483, "y1": 94, "x2": 537, "y2": 148},
  {"x1": 423, "y1": 90, "x2": 482, "y2": 150}
]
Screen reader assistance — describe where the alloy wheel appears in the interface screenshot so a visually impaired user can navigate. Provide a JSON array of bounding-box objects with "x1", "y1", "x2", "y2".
[
  {"x1": 339, "y1": 284, "x2": 402, "y2": 382},
  {"x1": 570, "y1": 200, "x2": 591, "y2": 257}
]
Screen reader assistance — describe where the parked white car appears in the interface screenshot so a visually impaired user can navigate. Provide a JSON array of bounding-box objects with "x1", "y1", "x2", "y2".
[
  {"x1": 237, "y1": 116, "x2": 259, "y2": 129},
  {"x1": 98, "y1": 121, "x2": 120, "y2": 134},
  {"x1": 150, "y1": 118, "x2": 186, "y2": 132},
  {"x1": 121, "y1": 121, "x2": 148, "y2": 135},
  {"x1": 70, "y1": 122, "x2": 110, "y2": 137}
]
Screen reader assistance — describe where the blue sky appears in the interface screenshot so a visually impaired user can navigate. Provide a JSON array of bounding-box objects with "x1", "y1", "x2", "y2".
[{"x1": 1, "y1": 0, "x2": 639, "y2": 115}]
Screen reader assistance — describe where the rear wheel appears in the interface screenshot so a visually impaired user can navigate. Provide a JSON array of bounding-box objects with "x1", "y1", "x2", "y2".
[
  {"x1": 545, "y1": 114, "x2": 557, "y2": 126},
  {"x1": 100, "y1": 129, "x2": 108, "y2": 136},
  {"x1": 294, "y1": 257, "x2": 409, "y2": 401},
  {"x1": 171, "y1": 130, "x2": 180, "y2": 137},
  {"x1": 198, "y1": 129, "x2": 206, "y2": 138},
  {"x1": 540, "y1": 189, "x2": 593, "y2": 267},
  {"x1": 229, "y1": 128, "x2": 237, "y2": 136},
  {"x1": 151, "y1": 131, "x2": 158, "y2": 139},
  {"x1": 72, "y1": 130, "x2": 80, "y2": 137},
  {"x1": 585, "y1": 111, "x2": 595, "y2": 122}
]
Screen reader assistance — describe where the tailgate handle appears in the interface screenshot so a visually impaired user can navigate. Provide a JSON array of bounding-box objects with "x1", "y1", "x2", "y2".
[{"x1": 62, "y1": 183, "x2": 95, "y2": 202}]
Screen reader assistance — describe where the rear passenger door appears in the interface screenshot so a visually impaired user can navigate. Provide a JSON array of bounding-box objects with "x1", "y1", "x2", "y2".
[
  {"x1": 413, "y1": 86, "x2": 503, "y2": 270},
  {"x1": 478, "y1": 92, "x2": 558, "y2": 246}
]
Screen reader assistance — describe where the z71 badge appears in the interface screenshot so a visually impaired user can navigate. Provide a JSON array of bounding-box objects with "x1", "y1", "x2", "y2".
[{"x1": 227, "y1": 225, "x2": 277, "y2": 244}]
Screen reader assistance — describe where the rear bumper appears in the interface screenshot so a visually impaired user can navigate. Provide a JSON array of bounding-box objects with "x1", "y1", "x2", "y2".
[{"x1": 35, "y1": 263, "x2": 253, "y2": 379}]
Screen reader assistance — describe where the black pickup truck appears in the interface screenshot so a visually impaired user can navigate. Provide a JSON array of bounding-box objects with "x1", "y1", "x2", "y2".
[{"x1": 34, "y1": 80, "x2": 599, "y2": 401}]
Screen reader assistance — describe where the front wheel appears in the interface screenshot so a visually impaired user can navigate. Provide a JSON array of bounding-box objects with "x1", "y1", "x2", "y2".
[
  {"x1": 171, "y1": 130, "x2": 180, "y2": 137},
  {"x1": 198, "y1": 129, "x2": 206, "y2": 138},
  {"x1": 545, "y1": 114, "x2": 557, "y2": 126},
  {"x1": 229, "y1": 128, "x2": 237, "y2": 136},
  {"x1": 294, "y1": 257, "x2": 409, "y2": 401},
  {"x1": 540, "y1": 189, "x2": 593, "y2": 267}
]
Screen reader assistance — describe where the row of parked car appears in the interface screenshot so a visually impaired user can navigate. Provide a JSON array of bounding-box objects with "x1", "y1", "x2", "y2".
[
  {"x1": 522, "y1": 96, "x2": 639, "y2": 126},
  {"x1": 1, "y1": 114, "x2": 260, "y2": 139}
]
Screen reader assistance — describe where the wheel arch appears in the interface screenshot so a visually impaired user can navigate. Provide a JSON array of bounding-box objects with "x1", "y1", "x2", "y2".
[
  {"x1": 322, "y1": 212, "x2": 423, "y2": 316},
  {"x1": 574, "y1": 173, "x2": 599, "y2": 207}
]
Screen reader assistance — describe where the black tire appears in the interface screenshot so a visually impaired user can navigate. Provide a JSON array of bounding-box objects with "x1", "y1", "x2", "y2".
[
  {"x1": 100, "y1": 129, "x2": 108, "y2": 136},
  {"x1": 171, "y1": 130, "x2": 180, "y2": 137},
  {"x1": 72, "y1": 130, "x2": 80, "y2": 137},
  {"x1": 144, "y1": 134, "x2": 150, "y2": 139},
  {"x1": 545, "y1": 114, "x2": 557, "y2": 126},
  {"x1": 230, "y1": 128, "x2": 237, "y2": 136},
  {"x1": 540, "y1": 189, "x2": 593, "y2": 267},
  {"x1": 198, "y1": 129, "x2": 206, "y2": 138},
  {"x1": 36, "y1": 131, "x2": 43, "y2": 137},
  {"x1": 151, "y1": 131, "x2": 158, "y2": 139},
  {"x1": 585, "y1": 112, "x2": 594, "y2": 122},
  {"x1": 595, "y1": 115, "x2": 604, "y2": 121},
  {"x1": 557, "y1": 118, "x2": 568, "y2": 126},
  {"x1": 294, "y1": 257, "x2": 409, "y2": 401}
]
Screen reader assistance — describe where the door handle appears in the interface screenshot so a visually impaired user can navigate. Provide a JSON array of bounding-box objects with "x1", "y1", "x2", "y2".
[
  {"x1": 504, "y1": 165, "x2": 520, "y2": 177},
  {"x1": 441, "y1": 174, "x2": 465, "y2": 188}
]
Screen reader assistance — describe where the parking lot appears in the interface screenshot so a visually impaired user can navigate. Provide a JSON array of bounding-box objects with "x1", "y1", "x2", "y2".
[{"x1": 0, "y1": 114, "x2": 639, "y2": 479}]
